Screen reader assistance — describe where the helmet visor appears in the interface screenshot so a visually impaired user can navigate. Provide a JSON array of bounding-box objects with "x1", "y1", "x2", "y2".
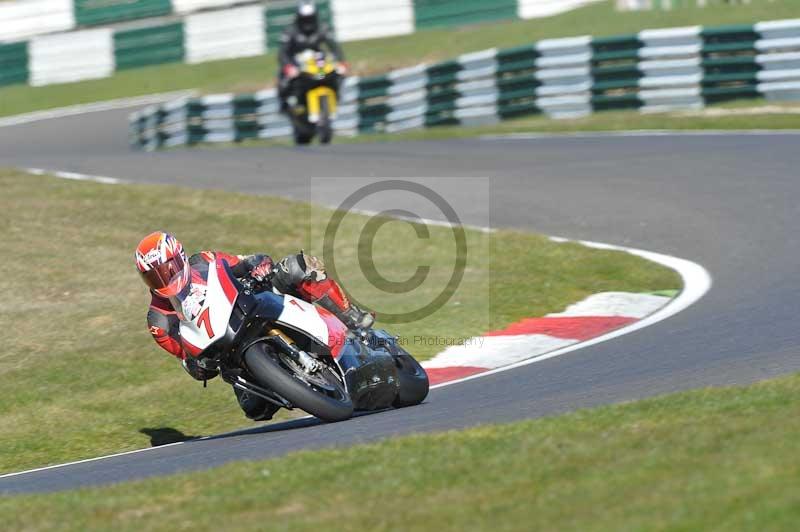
[{"x1": 140, "y1": 254, "x2": 187, "y2": 296}]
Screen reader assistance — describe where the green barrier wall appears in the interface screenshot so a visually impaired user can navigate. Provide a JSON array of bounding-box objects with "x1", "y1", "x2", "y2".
[
  {"x1": 414, "y1": 0, "x2": 517, "y2": 30},
  {"x1": 130, "y1": 18, "x2": 800, "y2": 150},
  {"x1": 74, "y1": 0, "x2": 172, "y2": 27},
  {"x1": 265, "y1": 0, "x2": 333, "y2": 50},
  {"x1": 113, "y1": 22, "x2": 184, "y2": 70},
  {"x1": 0, "y1": 42, "x2": 28, "y2": 86}
]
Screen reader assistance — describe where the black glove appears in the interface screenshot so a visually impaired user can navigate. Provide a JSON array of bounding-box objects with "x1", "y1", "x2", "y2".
[{"x1": 182, "y1": 357, "x2": 219, "y2": 381}]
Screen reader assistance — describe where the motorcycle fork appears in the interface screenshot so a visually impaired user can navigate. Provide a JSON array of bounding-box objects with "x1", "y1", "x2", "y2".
[
  {"x1": 306, "y1": 86, "x2": 337, "y2": 123},
  {"x1": 265, "y1": 329, "x2": 323, "y2": 374}
]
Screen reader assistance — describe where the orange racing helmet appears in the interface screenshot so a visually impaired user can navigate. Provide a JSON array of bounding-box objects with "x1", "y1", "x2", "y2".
[{"x1": 135, "y1": 231, "x2": 190, "y2": 298}]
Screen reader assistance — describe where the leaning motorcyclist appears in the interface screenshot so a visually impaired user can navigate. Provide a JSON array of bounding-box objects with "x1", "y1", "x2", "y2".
[
  {"x1": 277, "y1": 0, "x2": 347, "y2": 112},
  {"x1": 135, "y1": 231, "x2": 373, "y2": 422}
]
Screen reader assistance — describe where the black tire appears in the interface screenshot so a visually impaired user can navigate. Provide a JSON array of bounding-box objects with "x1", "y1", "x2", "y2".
[
  {"x1": 294, "y1": 131, "x2": 313, "y2": 145},
  {"x1": 318, "y1": 126, "x2": 332, "y2": 145},
  {"x1": 392, "y1": 353, "x2": 429, "y2": 408},
  {"x1": 318, "y1": 95, "x2": 333, "y2": 145},
  {"x1": 244, "y1": 343, "x2": 353, "y2": 422}
]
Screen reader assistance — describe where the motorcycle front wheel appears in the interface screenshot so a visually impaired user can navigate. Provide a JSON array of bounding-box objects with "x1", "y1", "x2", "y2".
[
  {"x1": 294, "y1": 130, "x2": 313, "y2": 145},
  {"x1": 318, "y1": 95, "x2": 333, "y2": 145},
  {"x1": 244, "y1": 342, "x2": 354, "y2": 422}
]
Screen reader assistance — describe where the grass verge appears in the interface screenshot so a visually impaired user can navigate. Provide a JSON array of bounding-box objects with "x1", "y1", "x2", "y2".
[
  {"x1": 355, "y1": 104, "x2": 800, "y2": 143},
  {"x1": 0, "y1": 169, "x2": 679, "y2": 474},
  {"x1": 376, "y1": 104, "x2": 800, "y2": 142},
  {"x1": 1, "y1": 0, "x2": 796, "y2": 118},
  {"x1": 200, "y1": 102, "x2": 800, "y2": 150},
  {"x1": 4, "y1": 372, "x2": 800, "y2": 530}
]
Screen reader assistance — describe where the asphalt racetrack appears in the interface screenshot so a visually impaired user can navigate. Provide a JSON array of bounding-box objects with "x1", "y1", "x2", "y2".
[{"x1": 2, "y1": 105, "x2": 799, "y2": 493}]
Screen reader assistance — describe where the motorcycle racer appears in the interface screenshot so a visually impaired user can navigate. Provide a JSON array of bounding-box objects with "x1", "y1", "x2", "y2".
[
  {"x1": 277, "y1": 0, "x2": 347, "y2": 112},
  {"x1": 135, "y1": 231, "x2": 373, "y2": 421}
]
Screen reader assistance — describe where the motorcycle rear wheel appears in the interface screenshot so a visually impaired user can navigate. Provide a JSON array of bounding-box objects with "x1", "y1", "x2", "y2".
[
  {"x1": 392, "y1": 353, "x2": 429, "y2": 408},
  {"x1": 244, "y1": 342, "x2": 354, "y2": 422}
]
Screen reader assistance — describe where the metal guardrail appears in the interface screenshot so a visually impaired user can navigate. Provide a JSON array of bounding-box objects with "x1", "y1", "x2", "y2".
[
  {"x1": 2, "y1": 0, "x2": 602, "y2": 88},
  {"x1": 129, "y1": 19, "x2": 800, "y2": 150}
]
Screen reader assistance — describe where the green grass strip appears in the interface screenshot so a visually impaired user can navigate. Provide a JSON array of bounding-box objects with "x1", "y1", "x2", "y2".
[{"x1": 4, "y1": 371, "x2": 800, "y2": 530}]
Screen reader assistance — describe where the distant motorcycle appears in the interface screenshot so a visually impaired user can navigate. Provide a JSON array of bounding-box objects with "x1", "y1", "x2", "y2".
[
  {"x1": 286, "y1": 50, "x2": 342, "y2": 146},
  {"x1": 178, "y1": 258, "x2": 429, "y2": 422}
]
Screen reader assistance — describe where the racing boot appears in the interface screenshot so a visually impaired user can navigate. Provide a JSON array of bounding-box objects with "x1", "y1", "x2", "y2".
[
  {"x1": 299, "y1": 278, "x2": 375, "y2": 331},
  {"x1": 234, "y1": 387, "x2": 280, "y2": 421},
  {"x1": 333, "y1": 303, "x2": 375, "y2": 331}
]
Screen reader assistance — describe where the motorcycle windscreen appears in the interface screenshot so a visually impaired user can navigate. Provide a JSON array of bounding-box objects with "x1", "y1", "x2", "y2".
[
  {"x1": 176, "y1": 261, "x2": 238, "y2": 354},
  {"x1": 169, "y1": 282, "x2": 206, "y2": 322}
]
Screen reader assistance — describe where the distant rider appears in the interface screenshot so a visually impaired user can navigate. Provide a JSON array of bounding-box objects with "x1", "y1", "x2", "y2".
[
  {"x1": 135, "y1": 231, "x2": 373, "y2": 421},
  {"x1": 277, "y1": 0, "x2": 347, "y2": 112}
]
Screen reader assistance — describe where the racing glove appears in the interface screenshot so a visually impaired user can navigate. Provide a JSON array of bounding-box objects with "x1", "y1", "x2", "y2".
[
  {"x1": 249, "y1": 256, "x2": 274, "y2": 283},
  {"x1": 283, "y1": 64, "x2": 300, "y2": 79}
]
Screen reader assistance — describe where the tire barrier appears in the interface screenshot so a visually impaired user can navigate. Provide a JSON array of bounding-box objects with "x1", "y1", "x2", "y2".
[
  {"x1": 129, "y1": 18, "x2": 800, "y2": 149},
  {"x1": 1, "y1": 0, "x2": 602, "y2": 88}
]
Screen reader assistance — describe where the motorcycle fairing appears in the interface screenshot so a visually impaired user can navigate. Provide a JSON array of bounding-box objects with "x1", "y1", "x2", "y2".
[
  {"x1": 179, "y1": 259, "x2": 237, "y2": 356},
  {"x1": 292, "y1": 49, "x2": 339, "y2": 123},
  {"x1": 274, "y1": 294, "x2": 350, "y2": 357},
  {"x1": 314, "y1": 305, "x2": 348, "y2": 358}
]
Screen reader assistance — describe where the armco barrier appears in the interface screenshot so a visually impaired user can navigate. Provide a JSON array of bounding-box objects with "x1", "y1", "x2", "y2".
[
  {"x1": 0, "y1": 0, "x2": 256, "y2": 42},
  {"x1": 0, "y1": 42, "x2": 29, "y2": 86},
  {"x1": 332, "y1": 0, "x2": 414, "y2": 42},
  {"x1": 518, "y1": 0, "x2": 602, "y2": 19},
  {"x1": 73, "y1": 0, "x2": 172, "y2": 27},
  {"x1": 30, "y1": 28, "x2": 114, "y2": 86},
  {"x1": 172, "y1": 0, "x2": 244, "y2": 15},
  {"x1": 113, "y1": 22, "x2": 184, "y2": 71},
  {"x1": 1, "y1": 0, "x2": 603, "y2": 88},
  {"x1": 0, "y1": 0, "x2": 601, "y2": 44},
  {"x1": 0, "y1": 0, "x2": 74, "y2": 43},
  {"x1": 414, "y1": 0, "x2": 518, "y2": 30},
  {"x1": 129, "y1": 19, "x2": 800, "y2": 150},
  {"x1": 184, "y1": 5, "x2": 266, "y2": 63}
]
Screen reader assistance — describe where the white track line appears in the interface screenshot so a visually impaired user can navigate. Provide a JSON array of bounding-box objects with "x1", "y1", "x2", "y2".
[
  {"x1": 0, "y1": 91, "x2": 195, "y2": 128},
  {"x1": 1, "y1": 166, "x2": 711, "y2": 480},
  {"x1": 0, "y1": 442, "x2": 188, "y2": 480},
  {"x1": 26, "y1": 167, "x2": 127, "y2": 185},
  {"x1": 480, "y1": 129, "x2": 800, "y2": 141}
]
